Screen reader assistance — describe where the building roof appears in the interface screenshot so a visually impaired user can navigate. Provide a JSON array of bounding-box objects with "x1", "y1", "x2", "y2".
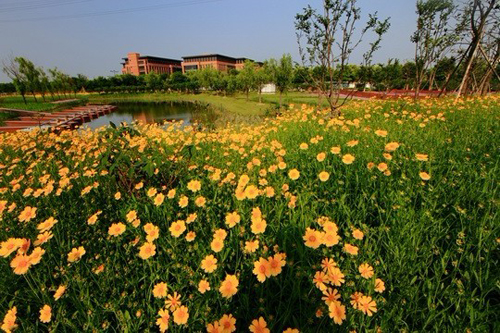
[
  {"x1": 122, "y1": 55, "x2": 182, "y2": 63},
  {"x1": 182, "y1": 53, "x2": 238, "y2": 61}
]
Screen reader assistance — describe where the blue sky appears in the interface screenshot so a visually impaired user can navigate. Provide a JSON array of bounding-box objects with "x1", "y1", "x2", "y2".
[{"x1": 0, "y1": 0, "x2": 417, "y2": 82}]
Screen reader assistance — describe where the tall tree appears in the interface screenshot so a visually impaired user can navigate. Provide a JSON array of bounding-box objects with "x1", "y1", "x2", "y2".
[
  {"x1": 411, "y1": 0, "x2": 457, "y2": 98},
  {"x1": 2, "y1": 57, "x2": 28, "y2": 104},
  {"x1": 295, "y1": 0, "x2": 390, "y2": 114},
  {"x1": 456, "y1": 0, "x2": 499, "y2": 98},
  {"x1": 238, "y1": 60, "x2": 257, "y2": 101},
  {"x1": 267, "y1": 54, "x2": 294, "y2": 108},
  {"x1": 17, "y1": 57, "x2": 41, "y2": 102}
]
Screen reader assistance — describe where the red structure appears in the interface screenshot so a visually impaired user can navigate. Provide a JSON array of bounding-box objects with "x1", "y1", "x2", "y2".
[{"x1": 121, "y1": 53, "x2": 182, "y2": 75}]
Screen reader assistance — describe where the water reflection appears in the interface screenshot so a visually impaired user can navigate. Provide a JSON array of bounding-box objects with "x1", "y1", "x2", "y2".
[{"x1": 81, "y1": 101, "x2": 213, "y2": 130}]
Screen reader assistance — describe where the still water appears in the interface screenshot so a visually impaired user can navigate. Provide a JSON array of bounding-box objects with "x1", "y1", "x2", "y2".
[{"x1": 81, "y1": 101, "x2": 213, "y2": 130}]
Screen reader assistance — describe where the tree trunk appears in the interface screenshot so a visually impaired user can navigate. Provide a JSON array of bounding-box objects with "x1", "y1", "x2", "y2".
[
  {"x1": 456, "y1": 46, "x2": 478, "y2": 100},
  {"x1": 32, "y1": 92, "x2": 38, "y2": 103},
  {"x1": 21, "y1": 93, "x2": 27, "y2": 105},
  {"x1": 258, "y1": 89, "x2": 262, "y2": 104},
  {"x1": 279, "y1": 91, "x2": 282, "y2": 108}
]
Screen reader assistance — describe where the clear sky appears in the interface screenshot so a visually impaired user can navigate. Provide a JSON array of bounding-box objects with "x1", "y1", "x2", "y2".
[{"x1": 0, "y1": 0, "x2": 418, "y2": 82}]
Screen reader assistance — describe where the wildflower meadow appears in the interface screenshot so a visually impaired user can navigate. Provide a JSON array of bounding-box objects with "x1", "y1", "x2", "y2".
[{"x1": 0, "y1": 97, "x2": 499, "y2": 332}]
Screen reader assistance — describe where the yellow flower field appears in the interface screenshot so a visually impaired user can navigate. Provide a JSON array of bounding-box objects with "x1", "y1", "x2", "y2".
[{"x1": 0, "y1": 96, "x2": 499, "y2": 332}]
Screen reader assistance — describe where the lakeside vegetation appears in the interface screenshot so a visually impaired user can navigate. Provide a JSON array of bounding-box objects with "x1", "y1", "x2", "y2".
[{"x1": 1, "y1": 96, "x2": 499, "y2": 331}]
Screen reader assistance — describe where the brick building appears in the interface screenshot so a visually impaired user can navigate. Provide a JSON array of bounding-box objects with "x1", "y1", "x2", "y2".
[
  {"x1": 121, "y1": 52, "x2": 259, "y2": 76},
  {"x1": 121, "y1": 52, "x2": 182, "y2": 76}
]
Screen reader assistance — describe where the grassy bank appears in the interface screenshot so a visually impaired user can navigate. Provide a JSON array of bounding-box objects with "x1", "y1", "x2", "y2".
[{"x1": 0, "y1": 97, "x2": 499, "y2": 331}]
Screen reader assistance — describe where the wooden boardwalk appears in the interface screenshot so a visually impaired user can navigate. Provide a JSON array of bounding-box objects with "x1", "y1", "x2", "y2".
[{"x1": 0, "y1": 104, "x2": 116, "y2": 133}]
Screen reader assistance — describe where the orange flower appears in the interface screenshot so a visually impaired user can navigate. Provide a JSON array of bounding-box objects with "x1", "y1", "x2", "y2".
[
  {"x1": 195, "y1": 196, "x2": 207, "y2": 207},
  {"x1": 344, "y1": 243, "x2": 359, "y2": 255},
  {"x1": 253, "y1": 258, "x2": 271, "y2": 282},
  {"x1": 10, "y1": 254, "x2": 31, "y2": 274},
  {"x1": 249, "y1": 317, "x2": 269, "y2": 333},
  {"x1": 375, "y1": 278, "x2": 386, "y2": 293},
  {"x1": 313, "y1": 271, "x2": 329, "y2": 290},
  {"x1": 347, "y1": 139, "x2": 359, "y2": 147},
  {"x1": 185, "y1": 231, "x2": 196, "y2": 242},
  {"x1": 67, "y1": 246, "x2": 86, "y2": 263},
  {"x1": 350, "y1": 292, "x2": 364, "y2": 309},
  {"x1": 375, "y1": 129, "x2": 388, "y2": 137},
  {"x1": 303, "y1": 228, "x2": 322, "y2": 249},
  {"x1": 169, "y1": 220, "x2": 186, "y2": 238},
  {"x1": 328, "y1": 267, "x2": 345, "y2": 286},
  {"x1": 322, "y1": 232, "x2": 340, "y2": 247},
  {"x1": 198, "y1": 279, "x2": 210, "y2": 294},
  {"x1": 244, "y1": 240, "x2": 259, "y2": 253},
  {"x1": 358, "y1": 263, "x2": 374, "y2": 279},
  {"x1": 250, "y1": 217, "x2": 267, "y2": 235},
  {"x1": 352, "y1": 229, "x2": 364, "y2": 240},
  {"x1": 211, "y1": 238, "x2": 224, "y2": 253},
  {"x1": 328, "y1": 301, "x2": 346, "y2": 325},
  {"x1": 138, "y1": 242, "x2": 156, "y2": 260},
  {"x1": 416, "y1": 153, "x2": 429, "y2": 161},
  {"x1": 419, "y1": 171, "x2": 431, "y2": 180},
  {"x1": 225, "y1": 212, "x2": 241, "y2": 228},
  {"x1": 108, "y1": 222, "x2": 126, "y2": 237},
  {"x1": 54, "y1": 285, "x2": 66, "y2": 300},
  {"x1": 219, "y1": 274, "x2": 239, "y2": 298},
  {"x1": 28, "y1": 247, "x2": 45, "y2": 265},
  {"x1": 153, "y1": 282, "x2": 168, "y2": 298},
  {"x1": 0, "y1": 238, "x2": 23, "y2": 257},
  {"x1": 39, "y1": 305, "x2": 51, "y2": 323},
  {"x1": 358, "y1": 296, "x2": 377, "y2": 316},
  {"x1": 178, "y1": 195, "x2": 189, "y2": 208},
  {"x1": 385, "y1": 142, "x2": 400, "y2": 152},
  {"x1": 288, "y1": 168, "x2": 300, "y2": 180},
  {"x1": 268, "y1": 253, "x2": 286, "y2": 276},
  {"x1": 219, "y1": 314, "x2": 236, "y2": 333},
  {"x1": 330, "y1": 146, "x2": 341, "y2": 154},
  {"x1": 37, "y1": 217, "x2": 58, "y2": 232},
  {"x1": 18, "y1": 206, "x2": 37, "y2": 222},
  {"x1": 172, "y1": 305, "x2": 189, "y2": 325},
  {"x1": 342, "y1": 154, "x2": 355, "y2": 164},
  {"x1": 322, "y1": 288, "x2": 341, "y2": 305},
  {"x1": 165, "y1": 292, "x2": 182, "y2": 310},
  {"x1": 1, "y1": 306, "x2": 17, "y2": 332},
  {"x1": 245, "y1": 185, "x2": 259, "y2": 199},
  {"x1": 316, "y1": 152, "x2": 326, "y2": 162},
  {"x1": 201, "y1": 254, "x2": 218, "y2": 273},
  {"x1": 214, "y1": 229, "x2": 228, "y2": 240},
  {"x1": 156, "y1": 308, "x2": 170, "y2": 333},
  {"x1": 283, "y1": 329, "x2": 299, "y2": 333},
  {"x1": 207, "y1": 321, "x2": 222, "y2": 333}
]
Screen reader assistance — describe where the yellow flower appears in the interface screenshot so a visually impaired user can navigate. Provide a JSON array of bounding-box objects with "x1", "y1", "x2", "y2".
[
  {"x1": 211, "y1": 238, "x2": 224, "y2": 253},
  {"x1": 342, "y1": 154, "x2": 355, "y2": 164},
  {"x1": 244, "y1": 185, "x2": 259, "y2": 199},
  {"x1": 244, "y1": 240, "x2": 259, "y2": 253},
  {"x1": 126, "y1": 210, "x2": 137, "y2": 223},
  {"x1": 187, "y1": 180, "x2": 201, "y2": 192},
  {"x1": 178, "y1": 195, "x2": 189, "y2": 208},
  {"x1": 0, "y1": 238, "x2": 23, "y2": 257},
  {"x1": 1, "y1": 306, "x2": 17, "y2": 332},
  {"x1": 138, "y1": 242, "x2": 156, "y2": 260},
  {"x1": 37, "y1": 217, "x2": 58, "y2": 232},
  {"x1": 10, "y1": 254, "x2": 31, "y2": 275},
  {"x1": 358, "y1": 263, "x2": 374, "y2": 279},
  {"x1": 147, "y1": 187, "x2": 157, "y2": 197},
  {"x1": 54, "y1": 285, "x2": 66, "y2": 300},
  {"x1": 219, "y1": 314, "x2": 236, "y2": 333},
  {"x1": 198, "y1": 279, "x2": 211, "y2": 293},
  {"x1": 135, "y1": 182, "x2": 144, "y2": 190},
  {"x1": 318, "y1": 171, "x2": 330, "y2": 182},
  {"x1": 169, "y1": 220, "x2": 186, "y2": 238},
  {"x1": 201, "y1": 254, "x2": 218, "y2": 273},
  {"x1": 416, "y1": 153, "x2": 429, "y2": 161},
  {"x1": 303, "y1": 228, "x2": 322, "y2": 249},
  {"x1": 156, "y1": 308, "x2": 170, "y2": 333},
  {"x1": 358, "y1": 296, "x2": 377, "y2": 316},
  {"x1": 322, "y1": 232, "x2": 340, "y2": 247},
  {"x1": 167, "y1": 189, "x2": 176, "y2": 199},
  {"x1": 375, "y1": 278, "x2": 386, "y2": 293},
  {"x1": 67, "y1": 246, "x2": 86, "y2": 263},
  {"x1": 328, "y1": 301, "x2": 346, "y2": 325},
  {"x1": 316, "y1": 152, "x2": 326, "y2": 162},
  {"x1": 225, "y1": 212, "x2": 241, "y2": 228},
  {"x1": 219, "y1": 274, "x2": 239, "y2": 298},
  {"x1": 195, "y1": 196, "x2": 206, "y2": 207},
  {"x1": 185, "y1": 231, "x2": 196, "y2": 242},
  {"x1": 344, "y1": 243, "x2": 359, "y2": 255},
  {"x1": 352, "y1": 229, "x2": 364, "y2": 240},
  {"x1": 377, "y1": 162, "x2": 388, "y2": 172},
  {"x1": 288, "y1": 169, "x2": 300, "y2": 180},
  {"x1": 250, "y1": 218, "x2": 267, "y2": 235},
  {"x1": 253, "y1": 258, "x2": 271, "y2": 282},
  {"x1": 153, "y1": 282, "x2": 168, "y2": 298},
  {"x1": 375, "y1": 129, "x2": 388, "y2": 137},
  {"x1": 385, "y1": 141, "x2": 400, "y2": 152},
  {"x1": 28, "y1": 247, "x2": 45, "y2": 265},
  {"x1": 419, "y1": 171, "x2": 431, "y2": 180},
  {"x1": 172, "y1": 305, "x2": 189, "y2": 325},
  {"x1": 330, "y1": 146, "x2": 341, "y2": 154},
  {"x1": 114, "y1": 192, "x2": 121, "y2": 200},
  {"x1": 249, "y1": 317, "x2": 269, "y2": 333},
  {"x1": 347, "y1": 139, "x2": 359, "y2": 147},
  {"x1": 154, "y1": 193, "x2": 165, "y2": 206},
  {"x1": 18, "y1": 206, "x2": 37, "y2": 223},
  {"x1": 39, "y1": 305, "x2": 51, "y2": 323},
  {"x1": 108, "y1": 222, "x2": 126, "y2": 237}
]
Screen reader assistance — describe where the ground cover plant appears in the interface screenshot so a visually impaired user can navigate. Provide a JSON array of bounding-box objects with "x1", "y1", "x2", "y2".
[{"x1": 0, "y1": 96, "x2": 499, "y2": 332}]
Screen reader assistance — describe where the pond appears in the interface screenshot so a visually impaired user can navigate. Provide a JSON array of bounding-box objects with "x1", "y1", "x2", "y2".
[{"x1": 81, "y1": 101, "x2": 216, "y2": 130}]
